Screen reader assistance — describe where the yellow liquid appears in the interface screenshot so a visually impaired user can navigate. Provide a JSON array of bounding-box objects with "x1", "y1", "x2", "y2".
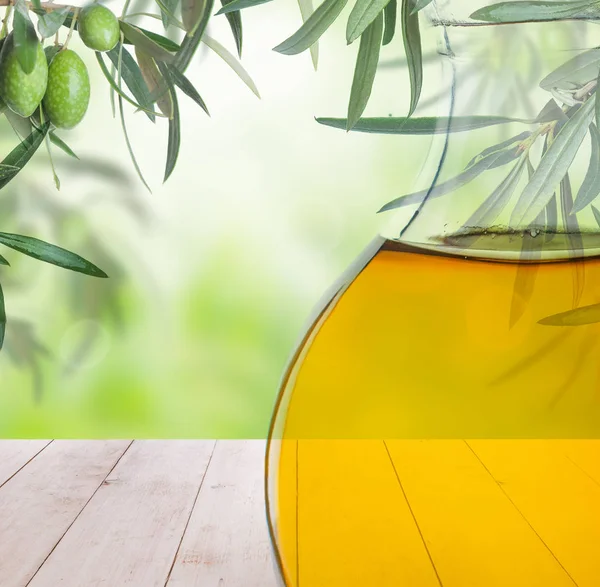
[{"x1": 266, "y1": 236, "x2": 600, "y2": 587}]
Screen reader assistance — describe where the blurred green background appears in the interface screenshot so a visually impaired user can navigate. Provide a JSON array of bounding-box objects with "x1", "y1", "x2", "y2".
[{"x1": 0, "y1": 0, "x2": 437, "y2": 437}]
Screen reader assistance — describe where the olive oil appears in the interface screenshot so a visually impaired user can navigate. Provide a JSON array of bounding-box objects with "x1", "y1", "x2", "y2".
[{"x1": 266, "y1": 235, "x2": 600, "y2": 587}]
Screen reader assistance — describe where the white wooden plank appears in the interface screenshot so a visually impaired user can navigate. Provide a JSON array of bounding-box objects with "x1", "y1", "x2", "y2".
[
  {"x1": 0, "y1": 440, "x2": 52, "y2": 487},
  {"x1": 0, "y1": 440, "x2": 131, "y2": 587},
  {"x1": 167, "y1": 440, "x2": 278, "y2": 587},
  {"x1": 28, "y1": 440, "x2": 216, "y2": 587}
]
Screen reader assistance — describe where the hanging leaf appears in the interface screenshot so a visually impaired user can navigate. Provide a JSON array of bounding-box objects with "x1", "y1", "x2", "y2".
[
  {"x1": 119, "y1": 22, "x2": 177, "y2": 63},
  {"x1": 401, "y1": 0, "x2": 422, "y2": 116},
  {"x1": 182, "y1": 0, "x2": 208, "y2": 33},
  {"x1": 273, "y1": 0, "x2": 348, "y2": 56},
  {"x1": 462, "y1": 157, "x2": 527, "y2": 236},
  {"x1": 382, "y1": 0, "x2": 396, "y2": 45},
  {"x1": 160, "y1": 0, "x2": 181, "y2": 28},
  {"x1": 540, "y1": 48, "x2": 600, "y2": 91},
  {"x1": 0, "y1": 255, "x2": 9, "y2": 266},
  {"x1": 510, "y1": 95, "x2": 596, "y2": 227},
  {"x1": 592, "y1": 204, "x2": 600, "y2": 227},
  {"x1": 571, "y1": 123, "x2": 600, "y2": 213},
  {"x1": 37, "y1": 6, "x2": 71, "y2": 39},
  {"x1": 49, "y1": 132, "x2": 79, "y2": 159},
  {"x1": 466, "y1": 131, "x2": 531, "y2": 168},
  {"x1": 347, "y1": 13, "x2": 383, "y2": 130},
  {"x1": 410, "y1": 0, "x2": 433, "y2": 14},
  {"x1": 105, "y1": 45, "x2": 156, "y2": 122},
  {"x1": 116, "y1": 43, "x2": 151, "y2": 193},
  {"x1": 0, "y1": 281, "x2": 5, "y2": 350},
  {"x1": 0, "y1": 122, "x2": 50, "y2": 190},
  {"x1": 539, "y1": 302, "x2": 600, "y2": 326},
  {"x1": 317, "y1": 114, "x2": 554, "y2": 134},
  {"x1": 220, "y1": 0, "x2": 243, "y2": 57},
  {"x1": 470, "y1": 0, "x2": 598, "y2": 24},
  {"x1": 379, "y1": 147, "x2": 520, "y2": 212},
  {"x1": 596, "y1": 69, "x2": 600, "y2": 128},
  {"x1": 157, "y1": 63, "x2": 181, "y2": 182},
  {"x1": 216, "y1": 0, "x2": 273, "y2": 14},
  {"x1": 203, "y1": 35, "x2": 260, "y2": 97},
  {"x1": 175, "y1": 0, "x2": 214, "y2": 72},
  {"x1": 0, "y1": 233, "x2": 107, "y2": 277},
  {"x1": 560, "y1": 173, "x2": 585, "y2": 308},
  {"x1": 136, "y1": 48, "x2": 174, "y2": 118},
  {"x1": 167, "y1": 64, "x2": 210, "y2": 115},
  {"x1": 13, "y1": 2, "x2": 38, "y2": 74},
  {"x1": 347, "y1": 0, "x2": 391, "y2": 44},
  {"x1": 298, "y1": 0, "x2": 319, "y2": 68},
  {"x1": 97, "y1": 51, "x2": 160, "y2": 119}
]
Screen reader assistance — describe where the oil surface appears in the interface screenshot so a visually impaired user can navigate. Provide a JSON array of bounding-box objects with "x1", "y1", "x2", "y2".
[{"x1": 267, "y1": 236, "x2": 600, "y2": 587}]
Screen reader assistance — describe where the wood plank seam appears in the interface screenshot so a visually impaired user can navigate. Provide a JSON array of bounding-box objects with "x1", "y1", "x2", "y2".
[
  {"x1": 23, "y1": 440, "x2": 135, "y2": 587},
  {"x1": 162, "y1": 440, "x2": 218, "y2": 587},
  {"x1": 0, "y1": 440, "x2": 54, "y2": 492},
  {"x1": 383, "y1": 440, "x2": 445, "y2": 587},
  {"x1": 463, "y1": 441, "x2": 579, "y2": 587}
]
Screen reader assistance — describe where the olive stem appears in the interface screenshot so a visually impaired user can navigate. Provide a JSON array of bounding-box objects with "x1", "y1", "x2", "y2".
[
  {"x1": 0, "y1": 3, "x2": 12, "y2": 38},
  {"x1": 62, "y1": 5, "x2": 78, "y2": 49}
]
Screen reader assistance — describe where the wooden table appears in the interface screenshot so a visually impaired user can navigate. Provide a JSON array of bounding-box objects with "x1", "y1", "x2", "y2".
[{"x1": 0, "y1": 440, "x2": 279, "y2": 587}]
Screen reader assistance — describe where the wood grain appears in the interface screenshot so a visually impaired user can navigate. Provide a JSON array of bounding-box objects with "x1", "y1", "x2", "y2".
[
  {"x1": 0, "y1": 440, "x2": 51, "y2": 487},
  {"x1": 28, "y1": 440, "x2": 216, "y2": 587},
  {"x1": 0, "y1": 440, "x2": 131, "y2": 587},
  {"x1": 167, "y1": 440, "x2": 278, "y2": 587}
]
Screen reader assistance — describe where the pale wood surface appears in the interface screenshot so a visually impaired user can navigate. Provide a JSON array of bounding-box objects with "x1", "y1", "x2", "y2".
[
  {"x1": 166, "y1": 441, "x2": 278, "y2": 587},
  {"x1": 0, "y1": 440, "x2": 277, "y2": 587},
  {"x1": 0, "y1": 440, "x2": 51, "y2": 487},
  {"x1": 0, "y1": 440, "x2": 132, "y2": 587}
]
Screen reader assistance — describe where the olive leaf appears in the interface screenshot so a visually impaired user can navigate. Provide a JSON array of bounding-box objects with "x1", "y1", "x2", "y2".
[
  {"x1": 539, "y1": 302, "x2": 600, "y2": 326},
  {"x1": 462, "y1": 156, "x2": 528, "y2": 236},
  {"x1": 216, "y1": 0, "x2": 273, "y2": 15},
  {"x1": 571, "y1": 123, "x2": 600, "y2": 213},
  {"x1": 49, "y1": 132, "x2": 79, "y2": 160},
  {"x1": 540, "y1": 48, "x2": 600, "y2": 91},
  {"x1": 401, "y1": 0, "x2": 422, "y2": 116},
  {"x1": 119, "y1": 21, "x2": 176, "y2": 63},
  {"x1": 298, "y1": 0, "x2": 319, "y2": 68},
  {"x1": 0, "y1": 122, "x2": 50, "y2": 190},
  {"x1": 174, "y1": 0, "x2": 214, "y2": 72},
  {"x1": 382, "y1": 0, "x2": 396, "y2": 45},
  {"x1": 157, "y1": 62, "x2": 181, "y2": 182},
  {"x1": 203, "y1": 34, "x2": 260, "y2": 97},
  {"x1": 105, "y1": 45, "x2": 156, "y2": 122},
  {"x1": 116, "y1": 44, "x2": 151, "y2": 193},
  {"x1": 465, "y1": 131, "x2": 531, "y2": 168},
  {"x1": 160, "y1": 0, "x2": 181, "y2": 28},
  {"x1": 182, "y1": 0, "x2": 208, "y2": 33},
  {"x1": 470, "y1": 0, "x2": 599, "y2": 23},
  {"x1": 592, "y1": 204, "x2": 600, "y2": 226},
  {"x1": 347, "y1": 0, "x2": 391, "y2": 44},
  {"x1": 510, "y1": 95, "x2": 596, "y2": 227},
  {"x1": 0, "y1": 233, "x2": 107, "y2": 277},
  {"x1": 560, "y1": 173, "x2": 585, "y2": 307},
  {"x1": 545, "y1": 194, "x2": 558, "y2": 241},
  {"x1": 0, "y1": 281, "x2": 5, "y2": 350},
  {"x1": 97, "y1": 51, "x2": 160, "y2": 119},
  {"x1": 379, "y1": 147, "x2": 520, "y2": 212},
  {"x1": 136, "y1": 48, "x2": 174, "y2": 118},
  {"x1": 13, "y1": 1, "x2": 38, "y2": 75},
  {"x1": 166, "y1": 64, "x2": 210, "y2": 115},
  {"x1": 317, "y1": 114, "x2": 554, "y2": 134},
  {"x1": 596, "y1": 69, "x2": 600, "y2": 128},
  {"x1": 37, "y1": 6, "x2": 71, "y2": 39},
  {"x1": 273, "y1": 0, "x2": 348, "y2": 56},
  {"x1": 410, "y1": 0, "x2": 433, "y2": 14},
  {"x1": 347, "y1": 13, "x2": 383, "y2": 130},
  {"x1": 0, "y1": 254, "x2": 9, "y2": 266},
  {"x1": 220, "y1": 0, "x2": 243, "y2": 57}
]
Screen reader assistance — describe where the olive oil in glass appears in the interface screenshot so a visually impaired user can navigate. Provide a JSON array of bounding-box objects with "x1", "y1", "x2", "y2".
[{"x1": 266, "y1": 5, "x2": 600, "y2": 586}]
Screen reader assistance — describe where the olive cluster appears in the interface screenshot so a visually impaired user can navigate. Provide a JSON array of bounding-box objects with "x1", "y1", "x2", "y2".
[{"x1": 0, "y1": 3, "x2": 120, "y2": 129}]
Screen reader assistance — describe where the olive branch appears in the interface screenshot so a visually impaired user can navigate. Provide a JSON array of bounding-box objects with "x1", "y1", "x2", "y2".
[{"x1": 2, "y1": 0, "x2": 600, "y2": 353}]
